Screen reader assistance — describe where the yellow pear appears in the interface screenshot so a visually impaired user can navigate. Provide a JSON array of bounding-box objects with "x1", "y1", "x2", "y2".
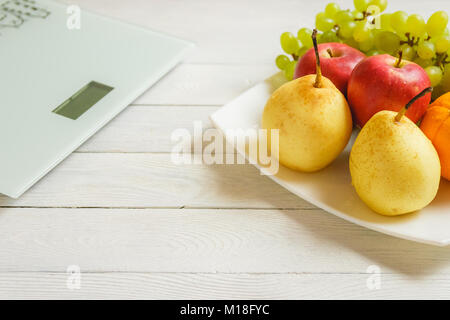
[
  {"x1": 350, "y1": 88, "x2": 441, "y2": 216},
  {"x1": 262, "y1": 30, "x2": 353, "y2": 172}
]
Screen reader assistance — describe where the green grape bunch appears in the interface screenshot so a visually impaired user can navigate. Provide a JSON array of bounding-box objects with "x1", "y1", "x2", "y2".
[{"x1": 276, "y1": 0, "x2": 450, "y2": 98}]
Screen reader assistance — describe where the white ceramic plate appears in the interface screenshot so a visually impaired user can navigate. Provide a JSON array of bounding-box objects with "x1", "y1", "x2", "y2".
[{"x1": 210, "y1": 73, "x2": 450, "y2": 247}]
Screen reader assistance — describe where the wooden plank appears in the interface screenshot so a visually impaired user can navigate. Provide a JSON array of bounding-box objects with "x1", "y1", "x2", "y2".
[
  {"x1": 78, "y1": 106, "x2": 220, "y2": 153},
  {"x1": 2, "y1": 0, "x2": 446, "y2": 300},
  {"x1": 62, "y1": 0, "x2": 313, "y2": 64},
  {"x1": 0, "y1": 208, "x2": 449, "y2": 274},
  {"x1": 132, "y1": 64, "x2": 275, "y2": 106},
  {"x1": 1, "y1": 272, "x2": 450, "y2": 299},
  {"x1": 0, "y1": 153, "x2": 310, "y2": 209},
  {"x1": 63, "y1": 0, "x2": 440, "y2": 64}
]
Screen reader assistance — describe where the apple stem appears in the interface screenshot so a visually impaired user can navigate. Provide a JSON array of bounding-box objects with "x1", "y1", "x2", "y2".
[
  {"x1": 312, "y1": 29, "x2": 323, "y2": 88},
  {"x1": 395, "y1": 87, "x2": 433, "y2": 122},
  {"x1": 395, "y1": 50, "x2": 403, "y2": 68},
  {"x1": 327, "y1": 48, "x2": 333, "y2": 58}
]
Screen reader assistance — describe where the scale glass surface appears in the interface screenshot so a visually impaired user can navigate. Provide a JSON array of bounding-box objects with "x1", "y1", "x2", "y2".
[{"x1": 0, "y1": 0, "x2": 193, "y2": 198}]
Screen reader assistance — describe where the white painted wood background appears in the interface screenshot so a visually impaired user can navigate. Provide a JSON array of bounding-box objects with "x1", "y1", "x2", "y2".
[{"x1": 2, "y1": 0, "x2": 450, "y2": 299}]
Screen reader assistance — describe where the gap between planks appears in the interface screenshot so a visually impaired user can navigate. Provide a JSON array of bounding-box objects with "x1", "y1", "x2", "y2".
[
  {"x1": 0, "y1": 206, "x2": 314, "y2": 210},
  {"x1": 0, "y1": 271, "x2": 406, "y2": 275}
]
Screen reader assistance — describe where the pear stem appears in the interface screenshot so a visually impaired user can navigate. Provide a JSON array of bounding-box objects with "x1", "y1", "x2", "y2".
[
  {"x1": 312, "y1": 29, "x2": 323, "y2": 88},
  {"x1": 395, "y1": 87, "x2": 433, "y2": 122},
  {"x1": 395, "y1": 50, "x2": 403, "y2": 68}
]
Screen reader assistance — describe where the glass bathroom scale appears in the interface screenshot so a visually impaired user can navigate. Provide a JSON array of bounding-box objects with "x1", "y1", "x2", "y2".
[{"x1": 0, "y1": 0, "x2": 194, "y2": 198}]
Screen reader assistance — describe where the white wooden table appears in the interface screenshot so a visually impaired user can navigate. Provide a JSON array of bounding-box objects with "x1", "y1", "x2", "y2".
[{"x1": 1, "y1": 0, "x2": 450, "y2": 299}]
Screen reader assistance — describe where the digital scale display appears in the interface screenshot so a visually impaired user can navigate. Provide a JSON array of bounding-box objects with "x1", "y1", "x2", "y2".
[{"x1": 52, "y1": 81, "x2": 114, "y2": 120}]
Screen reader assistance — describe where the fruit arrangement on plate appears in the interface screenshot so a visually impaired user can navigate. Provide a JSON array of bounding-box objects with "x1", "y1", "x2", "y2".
[
  {"x1": 263, "y1": 1, "x2": 450, "y2": 217},
  {"x1": 276, "y1": 0, "x2": 450, "y2": 99}
]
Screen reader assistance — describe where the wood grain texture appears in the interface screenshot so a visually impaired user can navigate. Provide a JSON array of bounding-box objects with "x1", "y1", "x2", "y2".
[
  {"x1": 0, "y1": 153, "x2": 311, "y2": 209},
  {"x1": 1, "y1": 272, "x2": 450, "y2": 299},
  {"x1": 2, "y1": 0, "x2": 449, "y2": 299},
  {"x1": 133, "y1": 64, "x2": 275, "y2": 106},
  {"x1": 77, "y1": 106, "x2": 219, "y2": 153},
  {"x1": 60, "y1": 0, "x2": 444, "y2": 64},
  {"x1": 0, "y1": 208, "x2": 449, "y2": 274}
]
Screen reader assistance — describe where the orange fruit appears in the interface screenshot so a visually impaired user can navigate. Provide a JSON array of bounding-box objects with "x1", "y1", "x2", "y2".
[
  {"x1": 431, "y1": 92, "x2": 450, "y2": 109},
  {"x1": 420, "y1": 104, "x2": 450, "y2": 180}
]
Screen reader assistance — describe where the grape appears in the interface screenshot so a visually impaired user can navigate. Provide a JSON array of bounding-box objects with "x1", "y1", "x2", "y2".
[
  {"x1": 370, "y1": 0, "x2": 387, "y2": 12},
  {"x1": 380, "y1": 14, "x2": 393, "y2": 31},
  {"x1": 297, "y1": 28, "x2": 313, "y2": 48},
  {"x1": 316, "y1": 12, "x2": 325, "y2": 25},
  {"x1": 316, "y1": 33, "x2": 323, "y2": 44},
  {"x1": 316, "y1": 15, "x2": 336, "y2": 32},
  {"x1": 365, "y1": 5, "x2": 377, "y2": 16},
  {"x1": 335, "y1": 10, "x2": 353, "y2": 24},
  {"x1": 427, "y1": 11, "x2": 449, "y2": 37},
  {"x1": 371, "y1": 28, "x2": 381, "y2": 37},
  {"x1": 441, "y1": 64, "x2": 450, "y2": 91},
  {"x1": 390, "y1": 11, "x2": 408, "y2": 35},
  {"x1": 414, "y1": 57, "x2": 433, "y2": 68},
  {"x1": 374, "y1": 31, "x2": 400, "y2": 54},
  {"x1": 296, "y1": 47, "x2": 309, "y2": 58},
  {"x1": 434, "y1": 34, "x2": 450, "y2": 53},
  {"x1": 344, "y1": 37, "x2": 360, "y2": 49},
  {"x1": 280, "y1": 32, "x2": 301, "y2": 54},
  {"x1": 359, "y1": 39, "x2": 374, "y2": 52},
  {"x1": 354, "y1": 0, "x2": 370, "y2": 12},
  {"x1": 359, "y1": 32, "x2": 375, "y2": 52},
  {"x1": 432, "y1": 85, "x2": 445, "y2": 100},
  {"x1": 284, "y1": 61, "x2": 296, "y2": 80},
  {"x1": 399, "y1": 44, "x2": 416, "y2": 61},
  {"x1": 425, "y1": 66, "x2": 443, "y2": 86},
  {"x1": 407, "y1": 14, "x2": 426, "y2": 38},
  {"x1": 339, "y1": 21, "x2": 357, "y2": 39},
  {"x1": 353, "y1": 22, "x2": 371, "y2": 43},
  {"x1": 417, "y1": 41, "x2": 436, "y2": 60},
  {"x1": 319, "y1": 30, "x2": 340, "y2": 43},
  {"x1": 367, "y1": 49, "x2": 382, "y2": 56},
  {"x1": 352, "y1": 10, "x2": 364, "y2": 20},
  {"x1": 325, "y1": 3, "x2": 340, "y2": 19},
  {"x1": 276, "y1": 55, "x2": 290, "y2": 70}
]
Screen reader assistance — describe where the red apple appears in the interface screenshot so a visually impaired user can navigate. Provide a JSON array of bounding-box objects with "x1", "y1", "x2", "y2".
[
  {"x1": 348, "y1": 54, "x2": 432, "y2": 128},
  {"x1": 294, "y1": 43, "x2": 366, "y2": 94}
]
